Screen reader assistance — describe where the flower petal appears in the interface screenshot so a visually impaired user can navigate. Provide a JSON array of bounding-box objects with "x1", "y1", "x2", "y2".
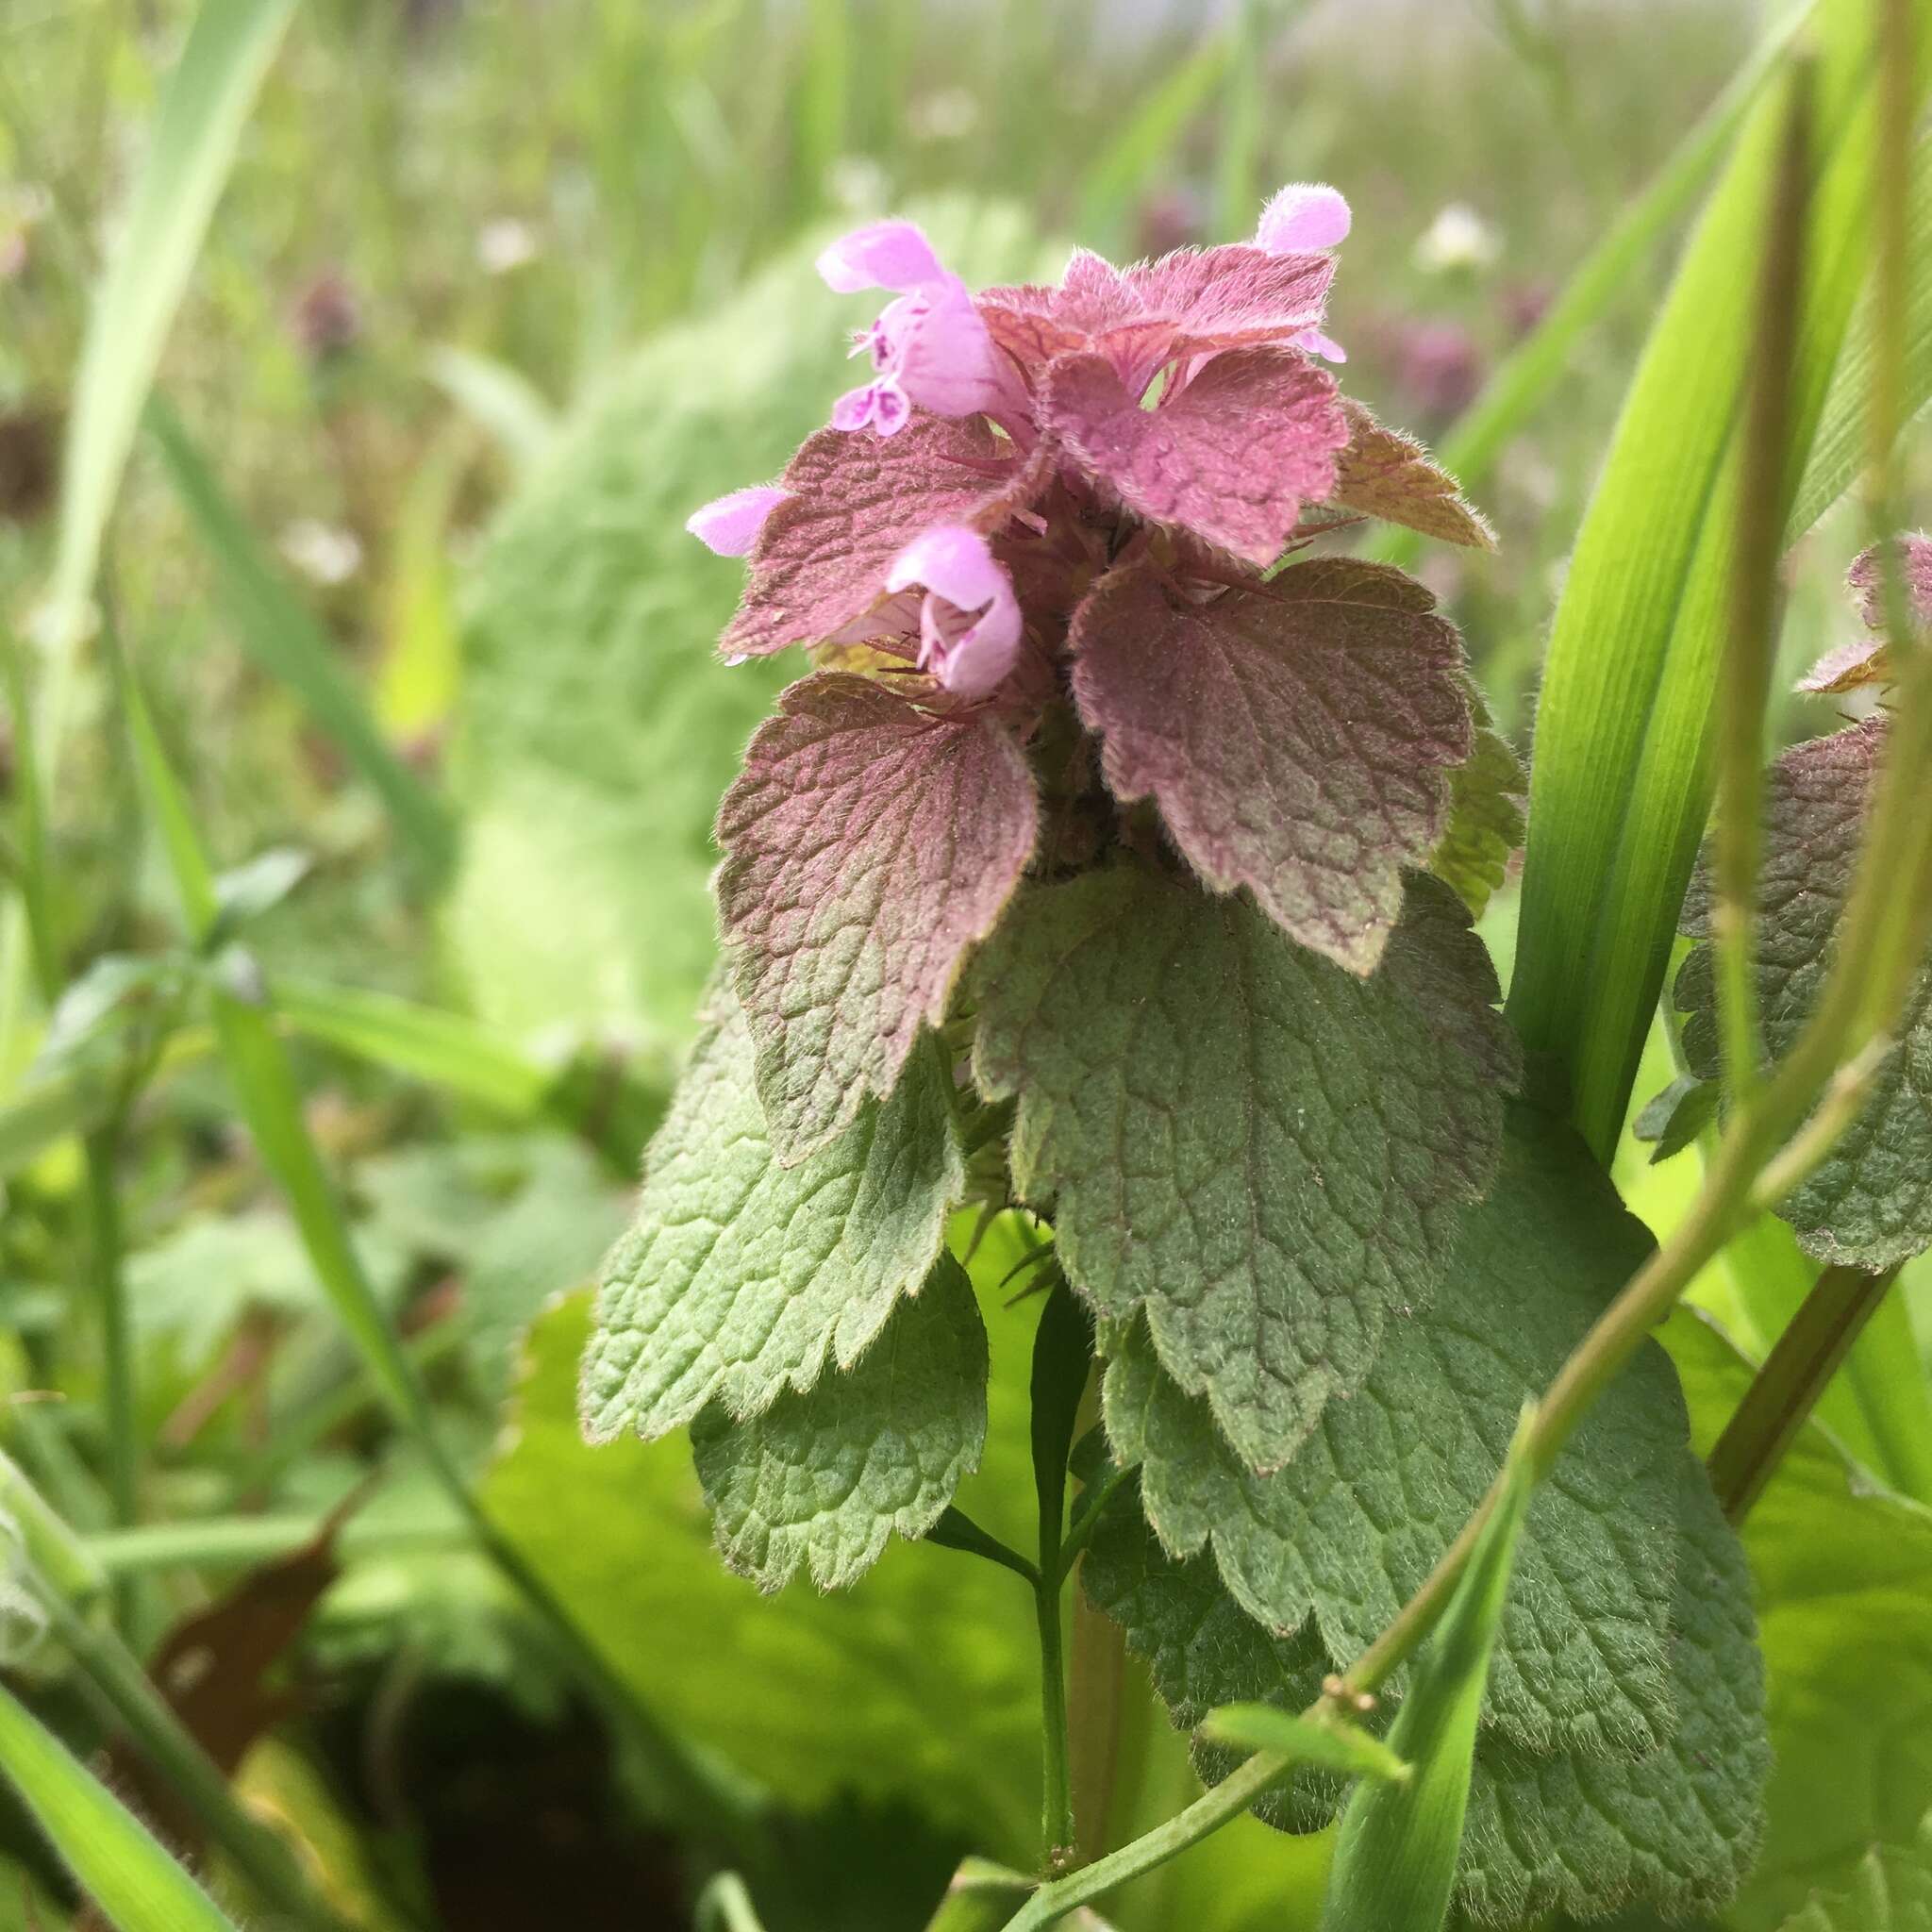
[
  {"x1": 1291, "y1": 325, "x2": 1347, "y2": 363},
  {"x1": 1257, "y1": 182, "x2": 1352, "y2": 254},
  {"x1": 889, "y1": 525, "x2": 1022, "y2": 697},
  {"x1": 686, "y1": 485, "x2": 789, "y2": 557},
  {"x1": 817, "y1": 219, "x2": 947, "y2": 294}
]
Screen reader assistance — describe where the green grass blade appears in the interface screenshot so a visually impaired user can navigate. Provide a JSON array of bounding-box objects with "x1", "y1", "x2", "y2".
[
  {"x1": 1074, "y1": 38, "x2": 1230, "y2": 252},
  {"x1": 1787, "y1": 126, "x2": 1932, "y2": 541},
  {"x1": 272, "y1": 976, "x2": 552, "y2": 1117},
  {"x1": 1508, "y1": 0, "x2": 1926, "y2": 1162},
  {"x1": 426, "y1": 345, "x2": 558, "y2": 468},
  {"x1": 145, "y1": 398, "x2": 457, "y2": 880},
  {"x1": 1370, "y1": 0, "x2": 1811, "y2": 570},
  {"x1": 1199, "y1": 1704, "x2": 1410, "y2": 1786},
  {"x1": 1319, "y1": 1412, "x2": 1538, "y2": 1932},
  {"x1": 0, "y1": 1678, "x2": 242, "y2": 1932},
  {"x1": 44, "y1": 0, "x2": 295, "y2": 661}
]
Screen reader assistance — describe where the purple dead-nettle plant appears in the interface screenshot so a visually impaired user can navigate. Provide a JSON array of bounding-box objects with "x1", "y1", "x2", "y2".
[{"x1": 578, "y1": 186, "x2": 1768, "y2": 1925}]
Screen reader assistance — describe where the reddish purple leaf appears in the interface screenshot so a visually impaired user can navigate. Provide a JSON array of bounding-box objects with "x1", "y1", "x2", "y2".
[
  {"x1": 1326, "y1": 401, "x2": 1494, "y2": 550},
  {"x1": 717, "y1": 673, "x2": 1039, "y2": 1163},
  {"x1": 1847, "y1": 531, "x2": 1932, "y2": 630},
  {"x1": 978, "y1": 245, "x2": 1333, "y2": 393},
  {"x1": 1071, "y1": 558, "x2": 1474, "y2": 974},
  {"x1": 722, "y1": 415, "x2": 1042, "y2": 660},
  {"x1": 1041, "y1": 348, "x2": 1347, "y2": 566},
  {"x1": 1796, "y1": 634, "x2": 1890, "y2": 694}
]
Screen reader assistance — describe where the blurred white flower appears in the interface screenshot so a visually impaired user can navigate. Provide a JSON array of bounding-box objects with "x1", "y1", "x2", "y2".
[
  {"x1": 1413, "y1": 202, "x2": 1502, "y2": 275},
  {"x1": 825, "y1": 155, "x2": 890, "y2": 215},
  {"x1": 279, "y1": 519, "x2": 363, "y2": 586},
  {"x1": 477, "y1": 217, "x2": 541, "y2": 275},
  {"x1": 908, "y1": 88, "x2": 981, "y2": 142}
]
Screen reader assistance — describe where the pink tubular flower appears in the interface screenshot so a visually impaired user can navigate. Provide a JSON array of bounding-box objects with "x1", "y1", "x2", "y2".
[
  {"x1": 885, "y1": 525, "x2": 1023, "y2": 698},
  {"x1": 818, "y1": 219, "x2": 1022, "y2": 436},
  {"x1": 1257, "y1": 182, "x2": 1351, "y2": 362},
  {"x1": 687, "y1": 485, "x2": 789, "y2": 558}
]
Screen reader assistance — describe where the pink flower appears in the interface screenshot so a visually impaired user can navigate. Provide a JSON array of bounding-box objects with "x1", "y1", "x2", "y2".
[
  {"x1": 687, "y1": 485, "x2": 789, "y2": 557},
  {"x1": 818, "y1": 219, "x2": 1022, "y2": 436},
  {"x1": 885, "y1": 525, "x2": 1023, "y2": 698},
  {"x1": 1256, "y1": 182, "x2": 1352, "y2": 254}
]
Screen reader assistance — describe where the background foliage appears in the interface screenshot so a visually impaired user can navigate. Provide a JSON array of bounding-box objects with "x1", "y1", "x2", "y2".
[{"x1": 4, "y1": 1, "x2": 1932, "y2": 1927}]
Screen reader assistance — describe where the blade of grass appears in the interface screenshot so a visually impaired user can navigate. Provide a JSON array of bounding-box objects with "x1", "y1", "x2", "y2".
[
  {"x1": 1074, "y1": 38, "x2": 1230, "y2": 252},
  {"x1": 42, "y1": 0, "x2": 295, "y2": 668},
  {"x1": 1211, "y1": 0, "x2": 1267, "y2": 242},
  {"x1": 0, "y1": 1678, "x2": 243, "y2": 1932},
  {"x1": 271, "y1": 976, "x2": 551, "y2": 1118},
  {"x1": 144, "y1": 398, "x2": 456, "y2": 880},
  {"x1": 1507, "y1": 0, "x2": 1929, "y2": 1162},
  {"x1": 1368, "y1": 0, "x2": 1814, "y2": 571},
  {"x1": 1787, "y1": 125, "x2": 1932, "y2": 540},
  {"x1": 425, "y1": 345, "x2": 557, "y2": 470},
  {"x1": 1198, "y1": 1705, "x2": 1409, "y2": 1787},
  {"x1": 115, "y1": 657, "x2": 765, "y2": 1858},
  {"x1": 0, "y1": 1031, "x2": 213, "y2": 1182},
  {"x1": 1319, "y1": 1410, "x2": 1536, "y2": 1932}
]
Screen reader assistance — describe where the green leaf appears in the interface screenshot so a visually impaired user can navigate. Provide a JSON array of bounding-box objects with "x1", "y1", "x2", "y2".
[
  {"x1": 146, "y1": 400, "x2": 456, "y2": 880},
  {"x1": 1429, "y1": 712, "x2": 1526, "y2": 923},
  {"x1": 1677, "y1": 719, "x2": 1932, "y2": 1268},
  {"x1": 1086, "y1": 1457, "x2": 1769, "y2": 1928},
  {"x1": 1322, "y1": 1411, "x2": 1535, "y2": 1932},
  {"x1": 691, "y1": 1253, "x2": 989, "y2": 1591},
  {"x1": 1069, "y1": 559, "x2": 1475, "y2": 975},
  {"x1": 271, "y1": 977, "x2": 554, "y2": 1119},
  {"x1": 447, "y1": 201, "x2": 1056, "y2": 1052},
  {"x1": 1632, "y1": 1073, "x2": 1721, "y2": 1163},
  {"x1": 1507, "y1": 0, "x2": 1931, "y2": 1160},
  {"x1": 580, "y1": 991, "x2": 961, "y2": 1444},
  {"x1": 1787, "y1": 128, "x2": 1932, "y2": 543},
  {"x1": 1665, "y1": 1309, "x2": 1932, "y2": 1928},
  {"x1": 486, "y1": 1221, "x2": 1056, "y2": 1863},
  {"x1": 1199, "y1": 1706, "x2": 1409, "y2": 1789},
  {"x1": 44, "y1": 0, "x2": 294, "y2": 660},
  {"x1": 1106, "y1": 1108, "x2": 1685, "y2": 1761},
  {"x1": 0, "y1": 1677, "x2": 241, "y2": 1932},
  {"x1": 1774, "y1": 1817, "x2": 1932, "y2": 1932},
  {"x1": 971, "y1": 862, "x2": 1516, "y2": 1474}
]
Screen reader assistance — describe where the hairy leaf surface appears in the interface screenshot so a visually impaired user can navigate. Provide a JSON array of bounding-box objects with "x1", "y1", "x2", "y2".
[
  {"x1": 717, "y1": 674, "x2": 1036, "y2": 1163},
  {"x1": 723, "y1": 415, "x2": 1041, "y2": 660},
  {"x1": 1087, "y1": 1457, "x2": 1768, "y2": 1927},
  {"x1": 1071, "y1": 560, "x2": 1474, "y2": 974},
  {"x1": 1106, "y1": 1109, "x2": 1683, "y2": 1759},
  {"x1": 971, "y1": 864, "x2": 1516, "y2": 1472},
  {"x1": 1328, "y1": 403, "x2": 1495, "y2": 551},
  {"x1": 691, "y1": 1253, "x2": 987, "y2": 1591},
  {"x1": 1041, "y1": 348, "x2": 1346, "y2": 566},
  {"x1": 1679, "y1": 719, "x2": 1932, "y2": 1268},
  {"x1": 1430, "y1": 714, "x2": 1526, "y2": 921},
  {"x1": 579, "y1": 991, "x2": 960, "y2": 1442}
]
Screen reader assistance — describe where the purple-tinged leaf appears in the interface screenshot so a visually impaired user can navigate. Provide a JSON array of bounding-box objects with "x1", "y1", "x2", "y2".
[
  {"x1": 1041, "y1": 349, "x2": 1347, "y2": 566},
  {"x1": 1847, "y1": 531, "x2": 1932, "y2": 631},
  {"x1": 1678, "y1": 718, "x2": 1932, "y2": 1269},
  {"x1": 1327, "y1": 402, "x2": 1495, "y2": 551},
  {"x1": 978, "y1": 246, "x2": 1334, "y2": 393},
  {"x1": 717, "y1": 673, "x2": 1038, "y2": 1164},
  {"x1": 1070, "y1": 558, "x2": 1474, "y2": 974},
  {"x1": 1795, "y1": 634, "x2": 1890, "y2": 694},
  {"x1": 722, "y1": 415, "x2": 1042, "y2": 661}
]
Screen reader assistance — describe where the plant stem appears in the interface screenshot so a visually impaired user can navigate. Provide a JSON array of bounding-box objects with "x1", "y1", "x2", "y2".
[
  {"x1": 1707, "y1": 1263, "x2": 1903, "y2": 1521},
  {"x1": 83, "y1": 1509, "x2": 468, "y2": 1576},
  {"x1": 1034, "y1": 1571, "x2": 1074, "y2": 1870},
  {"x1": 81, "y1": 1122, "x2": 139, "y2": 1627},
  {"x1": 1713, "y1": 55, "x2": 1809, "y2": 1118}
]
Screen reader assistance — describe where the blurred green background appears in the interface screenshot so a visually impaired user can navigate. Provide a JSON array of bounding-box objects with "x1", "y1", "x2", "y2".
[{"x1": 3, "y1": 2, "x2": 1926, "y2": 1927}]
